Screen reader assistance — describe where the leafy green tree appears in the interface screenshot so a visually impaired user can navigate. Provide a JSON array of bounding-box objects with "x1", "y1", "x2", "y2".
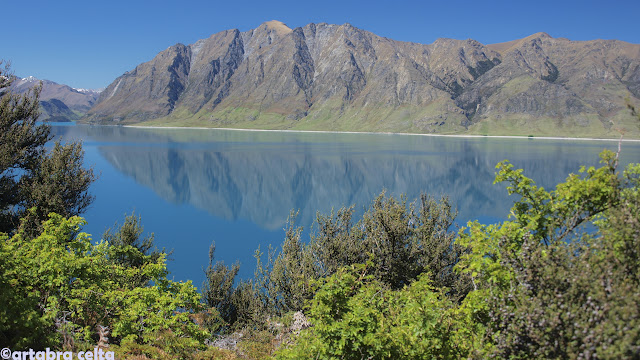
[
  {"x1": 0, "y1": 61, "x2": 95, "y2": 235},
  {"x1": 102, "y1": 212, "x2": 165, "y2": 268},
  {"x1": 456, "y1": 150, "x2": 621, "y2": 293},
  {"x1": 19, "y1": 141, "x2": 96, "y2": 236},
  {"x1": 0, "y1": 213, "x2": 207, "y2": 350},
  {"x1": 1, "y1": 61, "x2": 49, "y2": 231}
]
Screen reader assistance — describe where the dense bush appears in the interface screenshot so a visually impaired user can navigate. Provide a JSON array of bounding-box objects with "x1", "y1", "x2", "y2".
[
  {"x1": 276, "y1": 150, "x2": 640, "y2": 359},
  {"x1": 202, "y1": 243, "x2": 241, "y2": 332},
  {"x1": 309, "y1": 193, "x2": 467, "y2": 294},
  {"x1": 276, "y1": 264, "x2": 470, "y2": 359},
  {"x1": 0, "y1": 213, "x2": 207, "y2": 351},
  {"x1": 454, "y1": 150, "x2": 640, "y2": 358},
  {"x1": 209, "y1": 192, "x2": 465, "y2": 332}
]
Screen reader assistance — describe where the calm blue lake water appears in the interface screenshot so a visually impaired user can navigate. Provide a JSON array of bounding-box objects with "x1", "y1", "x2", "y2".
[{"x1": 49, "y1": 124, "x2": 640, "y2": 286}]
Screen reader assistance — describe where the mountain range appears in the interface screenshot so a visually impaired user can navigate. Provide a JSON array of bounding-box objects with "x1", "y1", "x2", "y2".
[
  {"x1": 11, "y1": 76, "x2": 101, "y2": 122},
  {"x1": 78, "y1": 21, "x2": 640, "y2": 137}
]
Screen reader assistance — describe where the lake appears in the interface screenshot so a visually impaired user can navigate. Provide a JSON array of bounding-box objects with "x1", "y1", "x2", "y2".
[{"x1": 49, "y1": 124, "x2": 640, "y2": 286}]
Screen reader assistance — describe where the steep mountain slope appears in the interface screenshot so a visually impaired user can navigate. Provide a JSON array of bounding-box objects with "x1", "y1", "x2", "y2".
[
  {"x1": 12, "y1": 77, "x2": 101, "y2": 122},
  {"x1": 84, "y1": 21, "x2": 640, "y2": 137}
]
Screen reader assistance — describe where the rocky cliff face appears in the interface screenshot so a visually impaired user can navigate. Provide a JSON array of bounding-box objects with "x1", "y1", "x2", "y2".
[{"x1": 84, "y1": 21, "x2": 640, "y2": 137}]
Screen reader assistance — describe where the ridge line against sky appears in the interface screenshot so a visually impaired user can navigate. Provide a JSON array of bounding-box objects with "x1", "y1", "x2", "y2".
[{"x1": 3, "y1": 0, "x2": 640, "y2": 90}]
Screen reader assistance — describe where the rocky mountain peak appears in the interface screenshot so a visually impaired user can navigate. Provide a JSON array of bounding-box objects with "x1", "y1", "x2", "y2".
[
  {"x1": 488, "y1": 32, "x2": 553, "y2": 55},
  {"x1": 261, "y1": 20, "x2": 292, "y2": 36},
  {"x1": 531, "y1": 32, "x2": 552, "y2": 39},
  {"x1": 83, "y1": 22, "x2": 640, "y2": 138}
]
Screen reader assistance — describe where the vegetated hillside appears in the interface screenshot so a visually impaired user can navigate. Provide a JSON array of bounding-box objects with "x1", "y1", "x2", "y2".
[
  {"x1": 12, "y1": 76, "x2": 101, "y2": 122},
  {"x1": 84, "y1": 21, "x2": 640, "y2": 137}
]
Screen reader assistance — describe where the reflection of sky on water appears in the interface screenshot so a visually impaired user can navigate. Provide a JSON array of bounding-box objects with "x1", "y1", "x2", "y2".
[{"x1": 49, "y1": 125, "x2": 640, "y2": 284}]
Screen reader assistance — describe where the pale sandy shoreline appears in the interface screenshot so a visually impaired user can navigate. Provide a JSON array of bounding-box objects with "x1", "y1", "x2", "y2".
[{"x1": 120, "y1": 125, "x2": 640, "y2": 143}]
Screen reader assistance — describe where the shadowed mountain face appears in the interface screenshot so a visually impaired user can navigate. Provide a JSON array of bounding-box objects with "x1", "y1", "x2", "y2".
[
  {"x1": 72, "y1": 126, "x2": 635, "y2": 231},
  {"x1": 85, "y1": 22, "x2": 640, "y2": 137},
  {"x1": 12, "y1": 77, "x2": 101, "y2": 122}
]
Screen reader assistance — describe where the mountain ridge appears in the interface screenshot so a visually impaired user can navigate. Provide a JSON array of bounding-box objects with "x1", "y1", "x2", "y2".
[
  {"x1": 12, "y1": 77, "x2": 102, "y2": 122},
  {"x1": 83, "y1": 21, "x2": 640, "y2": 138}
]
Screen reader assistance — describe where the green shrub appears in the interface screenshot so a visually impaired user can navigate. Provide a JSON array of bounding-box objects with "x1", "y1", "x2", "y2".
[
  {"x1": 280, "y1": 150, "x2": 640, "y2": 359},
  {"x1": 0, "y1": 213, "x2": 207, "y2": 349},
  {"x1": 249, "y1": 192, "x2": 466, "y2": 322},
  {"x1": 456, "y1": 150, "x2": 640, "y2": 358},
  {"x1": 276, "y1": 264, "x2": 469, "y2": 359}
]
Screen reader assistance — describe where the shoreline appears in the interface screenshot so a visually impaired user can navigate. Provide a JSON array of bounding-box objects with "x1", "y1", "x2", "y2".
[{"x1": 119, "y1": 125, "x2": 640, "y2": 142}]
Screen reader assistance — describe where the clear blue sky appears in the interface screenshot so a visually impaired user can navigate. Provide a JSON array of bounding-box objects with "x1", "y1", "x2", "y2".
[{"x1": 3, "y1": 0, "x2": 639, "y2": 89}]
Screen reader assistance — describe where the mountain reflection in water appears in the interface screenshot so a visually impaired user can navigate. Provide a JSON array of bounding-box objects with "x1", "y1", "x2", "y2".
[{"x1": 50, "y1": 124, "x2": 640, "y2": 282}]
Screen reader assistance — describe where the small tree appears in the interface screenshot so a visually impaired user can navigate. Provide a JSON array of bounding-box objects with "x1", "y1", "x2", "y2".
[
  {"x1": 0, "y1": 61, "x2": 95, "y2": 235},
  {"x1": 202, "y1": 242, "x2": 240, "y2": 331},
  {"x1": 102, "y1": 212, "x2": 165, "y2": 268}
]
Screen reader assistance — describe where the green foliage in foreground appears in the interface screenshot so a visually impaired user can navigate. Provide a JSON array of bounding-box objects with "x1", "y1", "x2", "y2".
[
  {"x1": 277, "y1": 265, "x2": 470, "y2": 360},
  {"x1": 202, "y1": 193, "x2": 465, "y2": 333},
  {"x1": 0, "y1": 213, "x2": 207, "y2": 352},
  {"x1": 455, "y1": 150, "x2": 640, "y2": 359},
  {"x1": 276, "y1": 150, "x2": 640, "y2": 359}
]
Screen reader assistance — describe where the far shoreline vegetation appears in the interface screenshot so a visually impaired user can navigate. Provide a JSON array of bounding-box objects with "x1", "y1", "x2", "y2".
[{"x1": 3, "y1": 61, "x2": 640, "y2": 359}]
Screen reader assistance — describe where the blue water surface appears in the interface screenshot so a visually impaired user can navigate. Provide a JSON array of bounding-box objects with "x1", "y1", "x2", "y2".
[{"x1": 48, "y1": 124, "x2": 640, "y2": 287}]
